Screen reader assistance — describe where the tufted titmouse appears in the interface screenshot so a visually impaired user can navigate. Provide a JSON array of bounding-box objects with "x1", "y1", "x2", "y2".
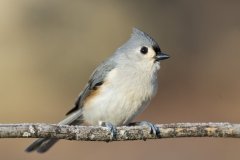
[{"x1": 25, "y1": 28, "x2": 169, "y2": 153}]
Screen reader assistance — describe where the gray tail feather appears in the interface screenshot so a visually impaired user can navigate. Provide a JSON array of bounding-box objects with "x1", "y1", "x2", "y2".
[
  {"x1": 25, "y1": 109, "x2": 83, "y2": 153},
  {"x1": 25, "y1": 138, "x2": 59, "y2": 153},
  {"x1": 25, "y1": 138, "x2": 48, "y2": 152}
]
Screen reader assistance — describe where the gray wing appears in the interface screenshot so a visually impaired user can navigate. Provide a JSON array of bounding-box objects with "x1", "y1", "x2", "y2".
[{"x1": 66, "y1": 58, "x2": 117, "y2": 115}]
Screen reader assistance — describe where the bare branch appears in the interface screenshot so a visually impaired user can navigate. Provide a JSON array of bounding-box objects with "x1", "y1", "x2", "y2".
[{"x1": 0, "y1": 123, "x2": 240, "y2": 141}]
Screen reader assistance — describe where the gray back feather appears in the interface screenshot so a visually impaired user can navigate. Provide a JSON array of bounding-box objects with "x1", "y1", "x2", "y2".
[{"x1": 66, "y1": 58, "x2": 117, "y2": 115}]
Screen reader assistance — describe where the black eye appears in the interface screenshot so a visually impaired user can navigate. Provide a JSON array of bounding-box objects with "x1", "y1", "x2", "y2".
[{"x1": 140, "y1": 46, "x2": 148, "y2": 54}]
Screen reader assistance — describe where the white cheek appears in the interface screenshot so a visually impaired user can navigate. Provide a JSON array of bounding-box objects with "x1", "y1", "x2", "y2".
[{"x1": 146, "y1": 48, "x2": 155, "y2": 59}]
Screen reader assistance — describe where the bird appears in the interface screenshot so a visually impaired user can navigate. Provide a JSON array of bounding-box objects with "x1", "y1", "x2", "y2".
[{"x1": 25, "y1": 28, "x2": 169, "y2": 153}]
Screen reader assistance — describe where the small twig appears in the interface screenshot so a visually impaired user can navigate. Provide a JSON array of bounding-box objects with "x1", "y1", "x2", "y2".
[{"x1": 0, "y1": 123, "x2": 240, "y2": 141}]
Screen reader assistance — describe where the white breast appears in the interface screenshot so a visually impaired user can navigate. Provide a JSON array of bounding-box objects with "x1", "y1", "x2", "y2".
[{"x1": 82, "y1": 65, "x2": 158, "y2": 126}]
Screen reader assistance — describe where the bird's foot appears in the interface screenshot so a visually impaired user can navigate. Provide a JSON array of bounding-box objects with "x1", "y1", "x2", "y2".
[
  {"x1": 129, "y1": 121, "x2": 159, "y2": 137},
  {"x1": 99, "y1": 121, "x2": 117, "y2": 141}
]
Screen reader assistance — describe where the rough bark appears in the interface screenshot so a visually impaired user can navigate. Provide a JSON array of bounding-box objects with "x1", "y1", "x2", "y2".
[{"x1": 0, "y1": 123, "x2": 240, "y2": 141}]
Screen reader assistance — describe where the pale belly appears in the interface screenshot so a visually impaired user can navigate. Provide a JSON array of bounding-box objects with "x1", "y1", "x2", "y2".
[
  {"x1": 82, "y1": 88, "x2": 151, "y2": 126},
  {"x1": 82, "y1": 66, "x2": 158, "y2": 126},
  {"x1": 82, "y1": 78, "x2": 157, "y2": 126}
]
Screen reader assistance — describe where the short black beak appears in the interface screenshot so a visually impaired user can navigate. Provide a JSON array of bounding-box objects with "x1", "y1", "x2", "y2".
[{"x1": 155, "y1": 52, "x2": 170, "y2": 61}]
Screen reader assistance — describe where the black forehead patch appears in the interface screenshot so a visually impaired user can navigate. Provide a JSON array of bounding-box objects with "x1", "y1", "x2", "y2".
[{"x1": 152, "y1": 45, "x2": 161, "y2": 53}]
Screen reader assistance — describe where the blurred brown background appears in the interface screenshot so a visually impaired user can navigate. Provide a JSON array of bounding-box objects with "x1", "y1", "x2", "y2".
[{"x1": 0, "y1": 0, "x2": 240, "y2": 160}]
